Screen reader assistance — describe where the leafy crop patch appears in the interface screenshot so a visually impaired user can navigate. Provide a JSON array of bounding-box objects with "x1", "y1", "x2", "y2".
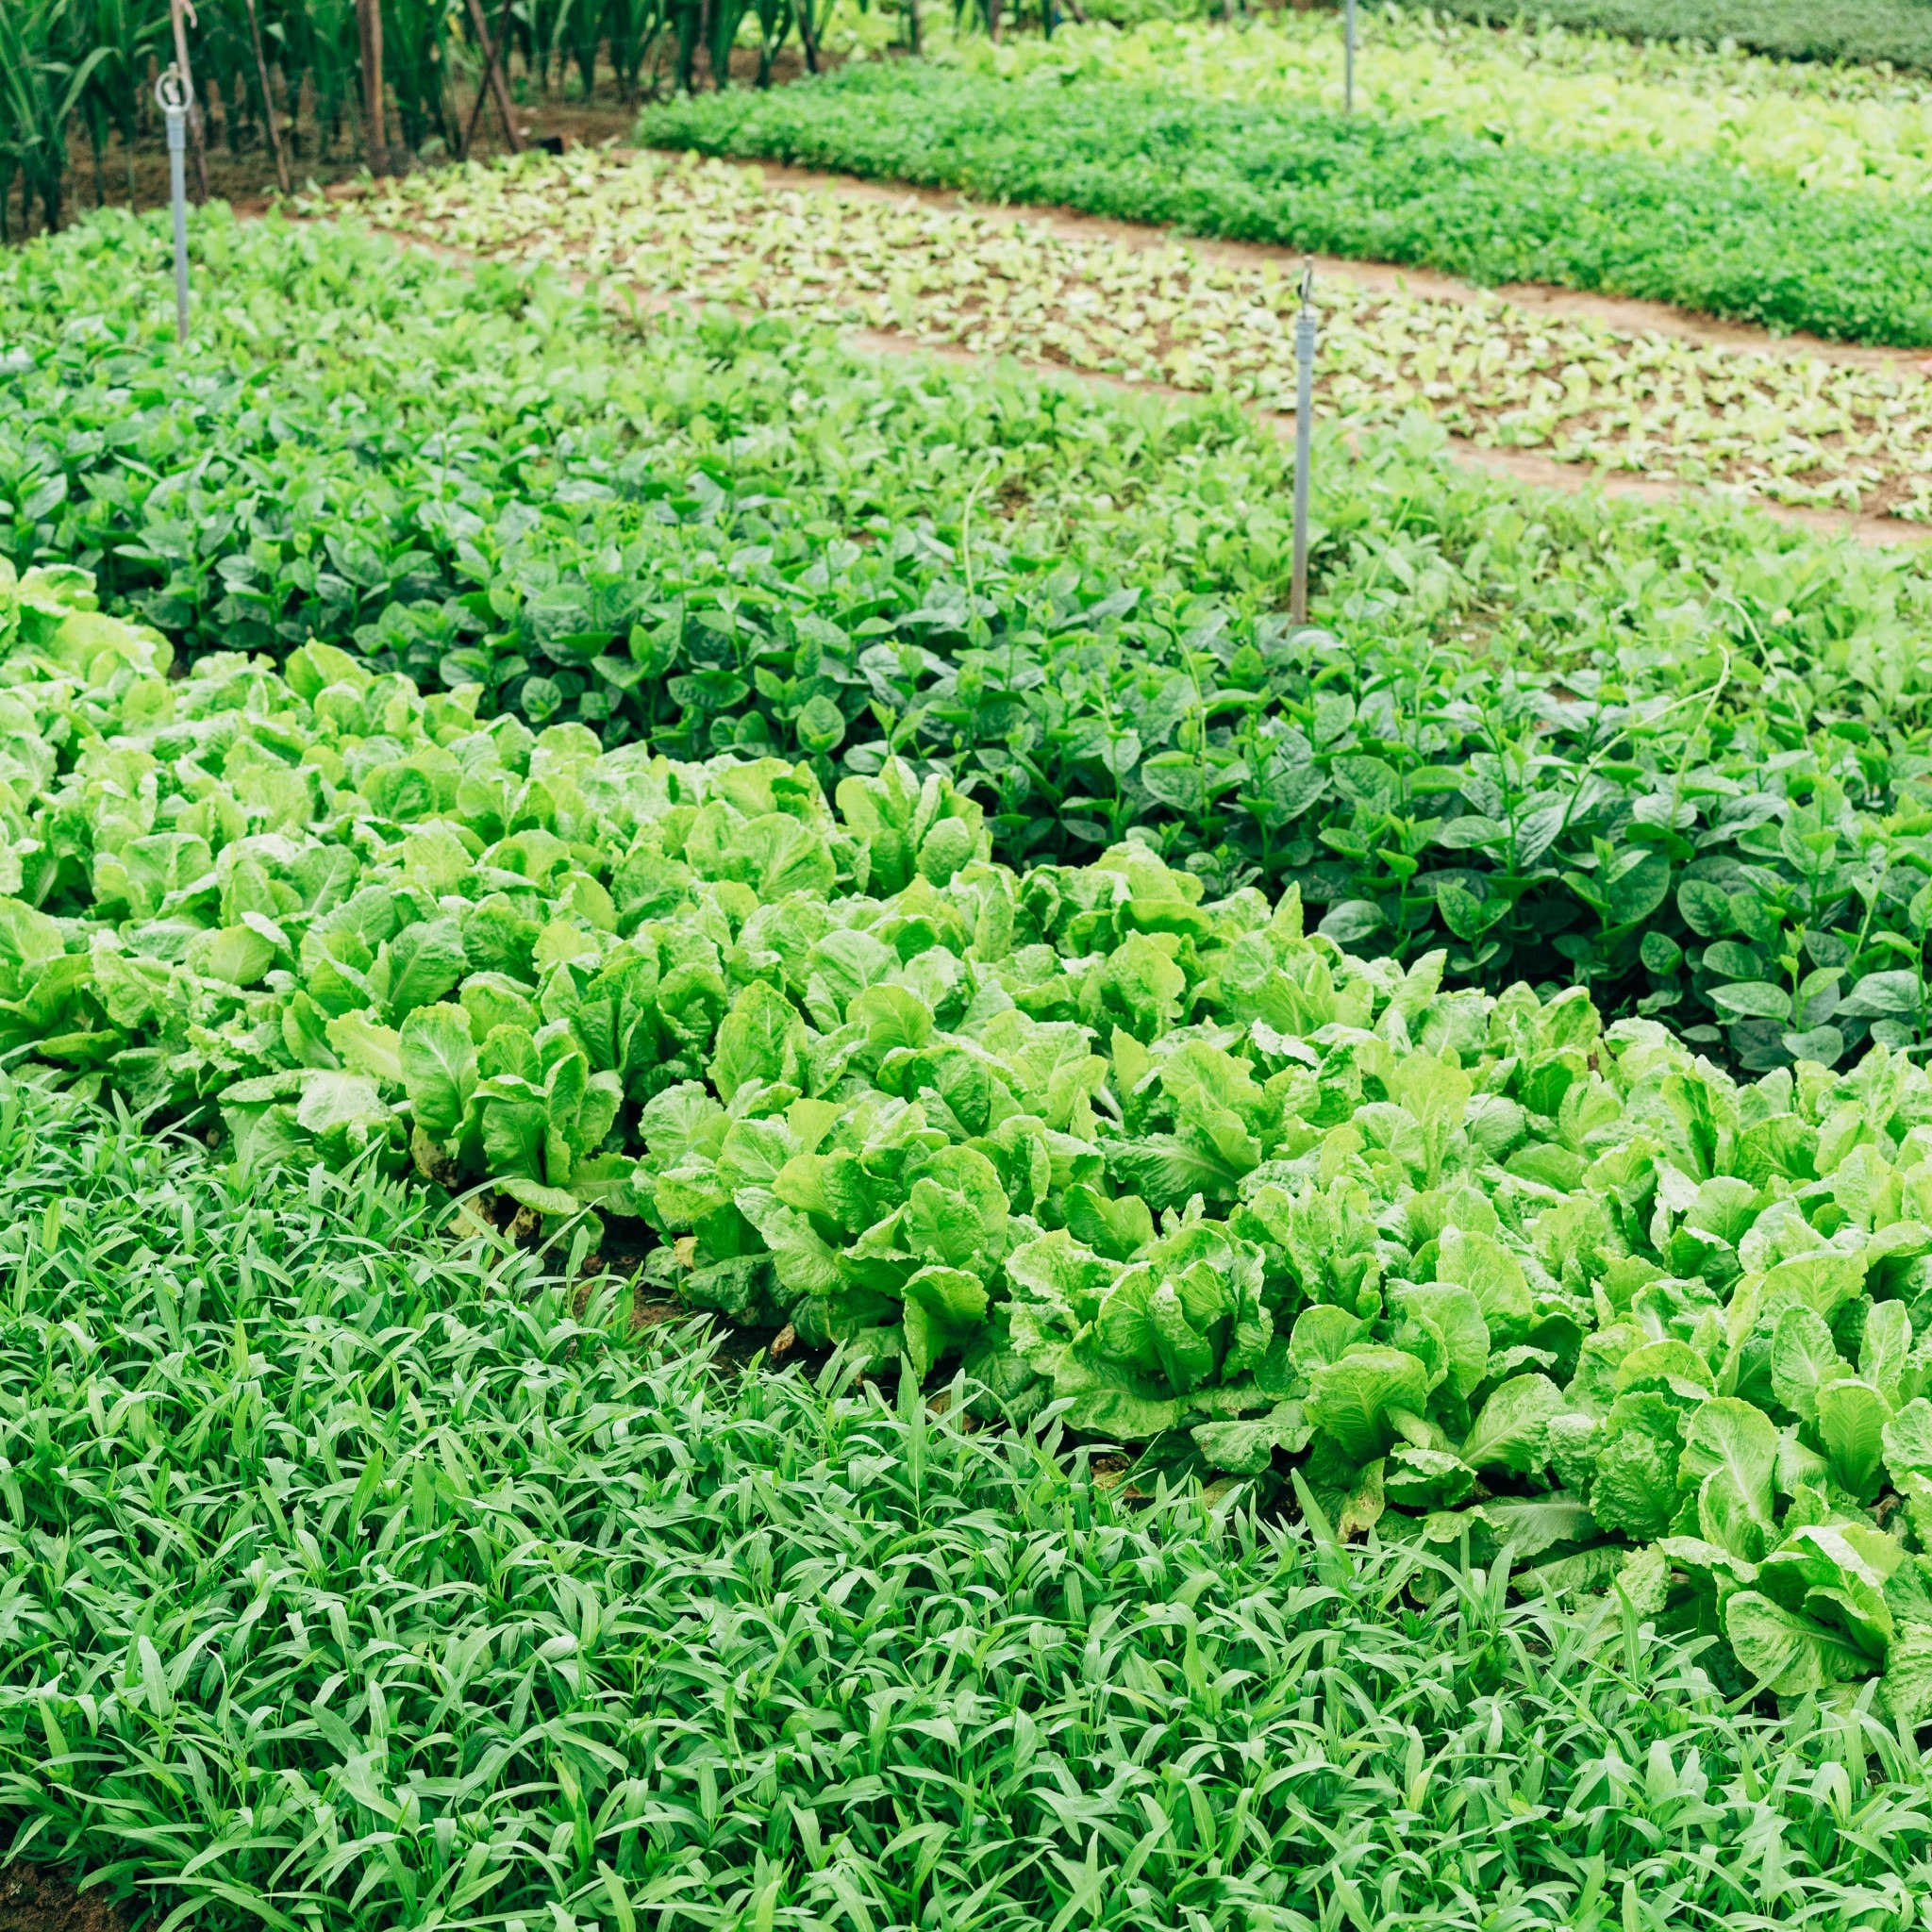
[
  {"x1": 361, "y1": 148, "x2": 1932, "y2": 522},
  {"x1": 635, "y1": 61, "x2": 1932, "y2": 347},
  {"x1": 8, "y1": 1074, "x2": 1932, "y2": 1925},
  {"x1": 976, "y1": 11, "x2": 1932, "y2": 202},
  {"x1": 8, "y1": 567, "x2": 1932, "y2": 1708},
  {"x1": 1392, "y1": 0, "x2": 1932, "y2": 75},
  {"x1": 16, "y1": 214, "x2": 1932, "y2": 1063}
]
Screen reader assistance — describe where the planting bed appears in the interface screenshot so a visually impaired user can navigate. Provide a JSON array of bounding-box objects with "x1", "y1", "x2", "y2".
[
  {"x1": 1391, "y1": 0, "x2": 1932, "y2": 74},
  {"x1": 982, "y1": 12, "x2": 1932, "y2": 201},
  {"x1": 360, "y1": 148, "x2": 1932, "y2": 522},
  {"x1": 12, "y1": 9, "x2": 1932, "y2": 1921},
  {"x1": 635, "y1": 61, "x2": 1932, "y2": 348},
  {"x1": 6, "y1": 1074, "x2": 1932, "y2": 1927}
]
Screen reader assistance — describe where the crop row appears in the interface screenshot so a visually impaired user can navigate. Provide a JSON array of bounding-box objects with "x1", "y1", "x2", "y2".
[
  {"x1": 983, "y1": 11, "x2": 1932, "y2": 201},
  {"x1": 8, "y1": 1074, "x2": 1931, "y2": 1926},
  {"x1": 1393, "y1": 0, "x2": 1932, "y2": 75},
  {"x1": 635, "y1": 60, "x2": 1932, "y2": 347},
  {"x1": 360, "y1": 149, "x2": 1932, "y2": 521},
  {"x1": 10, "y1": 556, "x2": 1932, "y2": 1712},
  {"x1": 11, "y1": 211, "x2": 1932, "y2": 1066}
]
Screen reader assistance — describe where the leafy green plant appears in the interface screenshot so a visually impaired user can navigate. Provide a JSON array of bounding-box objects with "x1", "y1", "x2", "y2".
[
  {"x1": 9, "y1": 1070, "x2": 1932, "y2": 1926},
  {"x1": 976, "y1": 8, "x2": 1932, "y2": 203},
  {"x1": 635, "y1": 59, "x2": 1932, "y2": 345},
  {"x1": 14, "y1": 562, "x2": 1932, "y2": 1709},
  {"x1": 1393, "y1": 0, "x2": 1932, "y2": 76},
  {"x1": 16, "y1": 210, "x2": 1932, "y2": 1059}
]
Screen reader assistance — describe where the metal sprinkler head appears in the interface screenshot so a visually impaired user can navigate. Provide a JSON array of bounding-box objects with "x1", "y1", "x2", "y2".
[
  {"x1": 156, "y1": 62, "x2": 193, "y2": 119},
  {"x1": 157, "y1": 64, "x2": 194, "y2": 344}
]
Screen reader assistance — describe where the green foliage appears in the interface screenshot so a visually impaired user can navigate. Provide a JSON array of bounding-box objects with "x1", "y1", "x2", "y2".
[
  {"x1": 978, "y1": 11, "x2": 1932, "y2": 202},
  {"x1": 17, "y1": 0, "x2": 836, "y2": 223},
  {"x1": 363, "y1": 145, "x2": 1932, "y2": 524},
  {"x1": 16, "y1": 213, "x2": 1932, "y2": 1059},
  {"x1": 14, "y1": 564, "x2": 1932, "y2": 1705},
  {"x1": 0, "y1": 0, "x2": 108, "y2": 241},
  {"x1": 10, "y1": 1074, "x2": 1932, "y2": 1924},
  {"x1": 635, "y1": 60, "x2": 1932, "y2": 345},
  {"x1": 1392, "y1": 0, "x2": 1932, "y2": 76}
]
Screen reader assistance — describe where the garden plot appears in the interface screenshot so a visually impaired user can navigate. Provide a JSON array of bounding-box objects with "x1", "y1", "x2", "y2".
[
  {"x1": 981, "y1": 11, "x2": 1932, "y2": 200},
  {"x1": 356, "y1": 149, "x2": 1932, "y2": 523}
]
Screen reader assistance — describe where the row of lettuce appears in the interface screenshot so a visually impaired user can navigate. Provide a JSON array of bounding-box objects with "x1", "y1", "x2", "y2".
[{"x1": 8, "y1": 558, "x2": 1932, "y2": 1708}]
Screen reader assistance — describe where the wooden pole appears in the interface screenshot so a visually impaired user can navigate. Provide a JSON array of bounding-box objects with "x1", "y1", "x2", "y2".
[
  {"x1": 242, "y1": 0, "x2": 291, "y2": 194},
  {"x1": 168, "y1": 0, "x2": 209, "y2": 202},
  {"x1": 357, "y1": 0, "x2": 389, "y2": 174},
  {"x1": 460, "y1": 0, "x2": 524, "y2": 158}
]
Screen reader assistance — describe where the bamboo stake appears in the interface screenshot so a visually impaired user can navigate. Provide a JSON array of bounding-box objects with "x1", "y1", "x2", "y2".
[
  {"x1": 242, "y1": 0, "x2": 291, "y2": 194},
  {"x1": 357, "y1": 0, "x2": 389, "y2": 174},
  {"x1": 460, "y1": 0, "x2": 524, "y2": 158}
]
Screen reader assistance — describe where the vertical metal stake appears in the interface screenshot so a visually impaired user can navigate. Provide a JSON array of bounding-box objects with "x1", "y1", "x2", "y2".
[
  {"x1": 1290, "y1": 259, "x2": 1317, "y2": 628},
  {"x1": 158, "y1": 66, "x2": 192, "y2": 345},
  {"x1": 1344, "y1": 0, "x2": 1357, "y2": 115}
]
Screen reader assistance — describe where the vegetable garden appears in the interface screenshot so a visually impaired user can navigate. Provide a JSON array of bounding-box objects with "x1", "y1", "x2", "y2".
[{"x1": 11, "y1": 3, "x2": 1932, "y2": 1927}]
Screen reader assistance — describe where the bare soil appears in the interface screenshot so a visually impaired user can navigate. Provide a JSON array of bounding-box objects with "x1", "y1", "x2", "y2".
[{"x1": 0, "y1": 1864, "x2": 125, "y2": 1932}]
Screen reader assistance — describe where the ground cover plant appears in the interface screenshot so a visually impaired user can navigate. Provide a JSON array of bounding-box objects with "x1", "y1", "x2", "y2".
[
  {"x1": 11, "y1": 1075, "x2": 1932, "y2": 1927},
  {"x1": 15, "y1": 560, "x2": 1932, "y2": 1714},
  {"x1": 978, "y1": 10, "x2": 1932, "y2": 201},
  {"x1": 633, "y1": 61, "x2": 1932, "y2": 346},
  {"x1": 362, "y1": 147, "x2": 1932, "y2": 521},
  {"x1": 1395, "y1": 0, "x2": 1932, "y2": 76}
]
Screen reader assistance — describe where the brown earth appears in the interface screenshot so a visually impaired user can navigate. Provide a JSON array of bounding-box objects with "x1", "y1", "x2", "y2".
[{"x1": 0, "y1": 1863, "x2": 126, "y2": 1932}]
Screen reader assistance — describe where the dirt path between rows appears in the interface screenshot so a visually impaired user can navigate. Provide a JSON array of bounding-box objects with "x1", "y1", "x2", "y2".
[{"x1": 315, "y1": 163, "x2": 1932, "y2": 549}]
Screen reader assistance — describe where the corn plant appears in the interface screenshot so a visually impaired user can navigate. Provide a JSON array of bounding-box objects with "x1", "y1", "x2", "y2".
[
  {"x1": 0, "y1": 0, "x2": 108, "y2": 239},
  {"x1": 603, "y1": 0, "x2": 671, "y2": 101},
  {"x1": 72, "y1": 0, "x2": 162, "y2": 207}
]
